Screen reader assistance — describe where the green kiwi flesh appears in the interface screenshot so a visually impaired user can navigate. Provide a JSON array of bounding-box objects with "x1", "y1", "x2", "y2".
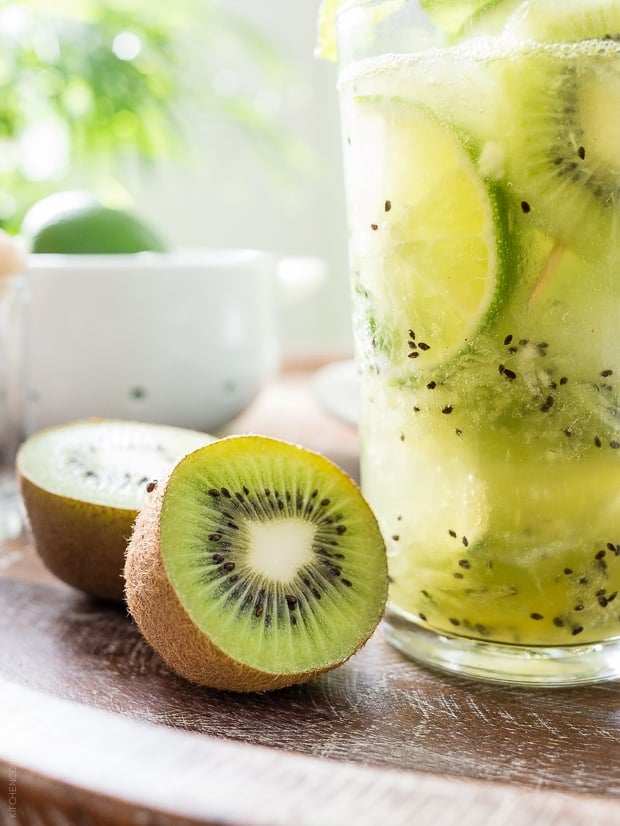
[
  {"x1": 124, "y1": 435, "x2": 388, "y2": 692},
  {"x1": 504, "y1": 0, "x2": 620, "y2": 44},
  {"x1": 501, "y1": 39, "x2": 620, "y2": 255},
  {"x1": 17, "y1": 419, "x2": 214, "y2": 601}
]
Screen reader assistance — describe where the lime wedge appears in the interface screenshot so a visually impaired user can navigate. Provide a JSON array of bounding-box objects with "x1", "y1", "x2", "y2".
[
  {"x1": 316, "y1": 0, "x2": 404, "y2": 62},
  {"x1": 420, "y1": 0, "x2": 512, "y2": 38},
  {"x1": 317, "y1": 1, "x2": 515, "y2": 63},
  {"x1": 316, "y1": 0, "x2": 348, "y2": 62},
  {"x1": 346, "y1": 99, "x2": 508, "y2": 372}
]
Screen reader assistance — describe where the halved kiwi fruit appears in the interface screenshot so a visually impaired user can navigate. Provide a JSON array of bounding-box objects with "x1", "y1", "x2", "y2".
[
  {"x1": 17, "y1": 419, "x2": 214, "y2": 601},
  {"x1": 124, "y1": 435, "x2": 388, "y2": 692}
]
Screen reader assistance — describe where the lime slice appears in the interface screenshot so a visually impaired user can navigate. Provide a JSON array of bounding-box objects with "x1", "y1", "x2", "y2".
[{"x1": 346, "y1": 98, "x2": 508, "y2": 373}]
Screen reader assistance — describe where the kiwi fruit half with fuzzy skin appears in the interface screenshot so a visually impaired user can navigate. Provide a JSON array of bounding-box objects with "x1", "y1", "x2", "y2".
[
  {"x1": 17, "y1": 419, "x2": 214, "y2": 601},
  {"x1": 125, "y1": 435, "x2": 388, "y2": 692}
]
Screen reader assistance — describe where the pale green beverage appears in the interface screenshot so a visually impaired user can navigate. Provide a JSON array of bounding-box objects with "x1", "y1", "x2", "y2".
[{"x1": 336, "y1": 0, "x2": 620, "y2": 683}]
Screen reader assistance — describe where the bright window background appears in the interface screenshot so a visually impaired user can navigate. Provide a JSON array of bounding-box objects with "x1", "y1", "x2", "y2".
[
  {"x1": 2, "y1": 0, "x2": 351, "y2": 361},
  {"x1": 104, "y1": 0, "x2": 350, "y2": 361}
]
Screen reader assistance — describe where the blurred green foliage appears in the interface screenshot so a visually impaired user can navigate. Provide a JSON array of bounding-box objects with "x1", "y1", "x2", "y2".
[{"x1": 0, "y1": 0, "x2": 305, "y2": 227}]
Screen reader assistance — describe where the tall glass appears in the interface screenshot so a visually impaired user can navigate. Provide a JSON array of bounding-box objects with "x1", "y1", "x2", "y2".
[{"x1": 337, "y1": 0, "x2": 620, "y2": 684}]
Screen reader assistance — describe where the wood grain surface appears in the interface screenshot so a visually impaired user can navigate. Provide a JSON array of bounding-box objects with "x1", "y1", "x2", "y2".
[{"x1": 1, "y1": 369, "x2": 619, "y2": 825}]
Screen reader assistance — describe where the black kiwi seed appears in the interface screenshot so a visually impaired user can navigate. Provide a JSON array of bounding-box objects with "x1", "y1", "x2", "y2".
[
  {"x1": 198, "y1": 476, "x2": 371, "y2": 617},
  {"x1": 501, "y1": 52, "x2": 620, "y2": 263}
]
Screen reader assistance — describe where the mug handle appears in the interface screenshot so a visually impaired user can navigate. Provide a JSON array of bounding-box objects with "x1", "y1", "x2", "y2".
[{"x1": 276, "y1": 256, "x2": 327, "y2": 307}]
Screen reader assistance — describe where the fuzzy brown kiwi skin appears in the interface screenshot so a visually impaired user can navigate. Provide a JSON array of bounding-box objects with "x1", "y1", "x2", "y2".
[
  {"x1": 124, "y1": 478, "x2": 372, "y2": 693},
  {"x1": 19, "y1": 474, "x2": 133, "y2": 602}
]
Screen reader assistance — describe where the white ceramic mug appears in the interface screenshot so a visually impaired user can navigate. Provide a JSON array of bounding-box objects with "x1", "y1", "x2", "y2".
[{"x1": 23, "y1": 249, "x2": 323, "y2": 433}]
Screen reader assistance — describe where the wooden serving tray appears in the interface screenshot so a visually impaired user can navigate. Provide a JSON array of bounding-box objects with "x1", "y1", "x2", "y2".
[{"x1": 1, "y1": 369, "x2": 619, "y2": 825}]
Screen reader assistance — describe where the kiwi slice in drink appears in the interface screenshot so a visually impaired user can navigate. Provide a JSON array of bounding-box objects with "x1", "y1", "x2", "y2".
[
  {"x1": 17, "y1": 419, "x2": 214, "y2": 601},
  {"x1": 125, "y1": 435, "x2": 388, "y2": 692},
  {"x1": 504, "y1": 0, "x2": 620, "y2": 43},
  {"x1": 501, "y1": 39, "x2": 620, "y2": 256}
]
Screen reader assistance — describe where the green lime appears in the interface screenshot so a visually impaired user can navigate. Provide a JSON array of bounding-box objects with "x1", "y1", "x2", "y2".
[
  {"x1": 22, "y1": 191, "x2": 167, "y2": 254},
  {"x1": 348, "y1": 98, "x2": 508, "y2": 372}
]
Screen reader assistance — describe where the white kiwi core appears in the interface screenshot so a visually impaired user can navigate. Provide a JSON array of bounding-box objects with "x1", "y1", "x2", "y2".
[{"x1": 246, "y1": 518, "x2": 316, "y2": 583}]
